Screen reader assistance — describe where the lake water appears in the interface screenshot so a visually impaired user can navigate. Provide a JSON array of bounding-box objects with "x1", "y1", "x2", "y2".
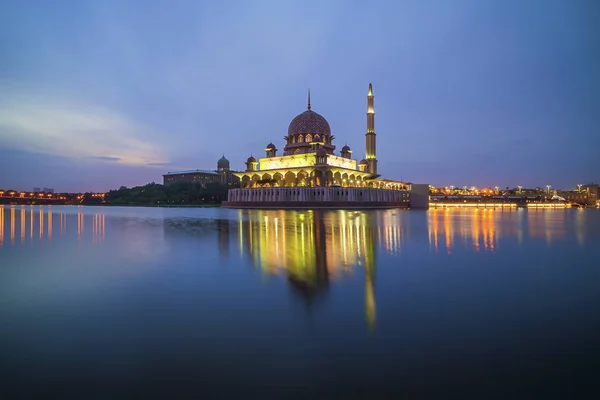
[{"x1": 1, "y1": 205, "x2": 599, "y2": 398}]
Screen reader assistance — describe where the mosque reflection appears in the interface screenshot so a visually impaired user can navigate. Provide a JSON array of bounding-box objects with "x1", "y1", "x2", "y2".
[
  {"x1": 0, "y1": 205, "x2": 105, "y2": 246},
  {"x1": 230, "y1": 210, "x2": 393, "y2": 330}
]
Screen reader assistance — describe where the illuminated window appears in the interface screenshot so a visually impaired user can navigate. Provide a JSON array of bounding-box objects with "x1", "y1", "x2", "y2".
[
  {"x1": 298, "y1": 134, "x2": 304, "y2": 143},
  {"x1": 306, "y1": 134, "x2": 312, "y2": 142}
]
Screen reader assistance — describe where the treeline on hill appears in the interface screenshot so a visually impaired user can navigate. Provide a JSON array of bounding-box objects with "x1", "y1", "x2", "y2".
[{"x1": 100, "y1": 182, "x2": 234, "y2": 206}]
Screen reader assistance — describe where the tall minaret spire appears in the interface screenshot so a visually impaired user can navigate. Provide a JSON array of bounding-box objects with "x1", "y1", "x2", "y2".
[
  {"x1": 365, "y1": 83, "x2": 378, "y2": 175},
  {"x1": 307, "y1": 88, "x2": 311, "y2": 111}
]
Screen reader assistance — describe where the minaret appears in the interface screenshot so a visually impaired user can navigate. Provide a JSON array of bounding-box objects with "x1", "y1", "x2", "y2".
[{"x1": 365, "y1": 83, "x2": 377, "y2": 175}]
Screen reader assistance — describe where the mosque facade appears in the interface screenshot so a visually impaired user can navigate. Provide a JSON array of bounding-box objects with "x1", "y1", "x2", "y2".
[{"x1": 223, "y1": 84, "x2": 429, "y2": 209}]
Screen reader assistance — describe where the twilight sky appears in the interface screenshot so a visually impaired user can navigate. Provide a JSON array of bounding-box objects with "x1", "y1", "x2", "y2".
[{"x1": 0, "y1": 0, "x2": 598, "y2": 192}]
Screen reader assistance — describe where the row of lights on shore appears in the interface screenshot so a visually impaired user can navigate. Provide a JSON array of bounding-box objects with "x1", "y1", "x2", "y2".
[
  {"x1": 0, "y1": 190, "x2": 106, "y2": 200},
  {"x1": 431, "y1": 184, "x2": 586, "y2": 195}
]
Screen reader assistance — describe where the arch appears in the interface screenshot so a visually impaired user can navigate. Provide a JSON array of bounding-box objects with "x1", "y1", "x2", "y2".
[
  {"x1": 314, "y1": 134, "x2": 320, "y2": 142},
  {"x1": 273, "y1": 172, "x2": 283, "y2": 187},
  {"x1": 242, "y1": 175, "x2": 251, "y2": 188},
  {"x1": 341, "y1": 172, "x2": 349, "y2": 187},
  {"x1": 297, "y1": 170, "x2": 309, "y2": 187},
  {"x1": 349, "y1": 174, "x2": 356, "y2": 187},
  {"x1": 284, "y1": 171, "x2": 296, "y2": 187},
  {"x1": 325, "y1": 170, "x2": 334, "y2": 186},
  {"x1": 314, "y1": 170, "x2": 323, "y2": 187},
  {"x1": 251, "y1": 174, "x2": 260, "y2": 188},
  {"x1": 333, "y1": 171, "x2": 342, "y2": 185},
  {"x1": 306, "y1": 133, "x2": 312, "y2": 142},
  {"x1": 294, "y1": 148, "x2": 301, "y2": 154},
  {"x1": 261, "y1": 173, "x2": 272, "y2": 187},
  {"x1": 298, "y1": 134, "x2": 304, "y2": 143}
]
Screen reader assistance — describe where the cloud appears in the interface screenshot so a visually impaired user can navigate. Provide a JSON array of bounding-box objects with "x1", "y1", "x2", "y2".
[
  {"x1": 0, "y1": 87, "x2": 170, "y2": 166},
  {"x1": 144, "y1": 162, "x2": 175, "y2": 167},
  {"x1": 90, "y1": 156, "x2": 121, "y2": 161}
]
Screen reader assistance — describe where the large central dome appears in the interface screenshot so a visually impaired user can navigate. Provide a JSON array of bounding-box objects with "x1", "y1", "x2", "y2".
[{"x1": 287, "y1": 109, "x2": 331, "y2": 137}]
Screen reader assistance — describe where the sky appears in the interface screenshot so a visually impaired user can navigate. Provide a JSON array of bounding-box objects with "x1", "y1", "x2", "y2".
[{"x1": 0, "y1": 0, "x2": 598, "y2": 192}]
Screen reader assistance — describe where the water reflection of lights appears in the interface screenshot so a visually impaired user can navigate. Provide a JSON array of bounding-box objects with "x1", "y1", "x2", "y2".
[
  {"x1": 60, "y1": 212, "x2": 67, "y2": 236},
  {"x1": 48, "y1": 207, "x2": 52, "y2": 240},
  {"x1": 29, "y1": 206, "x2": 33, "y2": 239},
  {"x1": 77, "y1": 209, "x2": 84, "y2": 239},
  {"x1": 0, "y1": 206, "x2": 105, "y2": 246},
  {"x1": 428, "y1": 208, "x2": 498, "y2": 253},
  {"x1": 527, "y1": 209, "x2": 567, "y2": 246},
  {"x1": 92, "y1": 213, "x2": 106, "y2": 244},
  {"x1": 20, "y1": 207, "x2": 25, "y2": 243},
  {"x1": 39, "y1": 206, "x2": 44, "y2": 240},
  {"x1": 235, "y1": 210, "x2": 382, "y2": 331},
  {"x1": 10, "y1": 206, "x2": 16, "y2": 245},
  {"x1": 0, "y1": 205, "x2": 4, "y2": 246},
  {"x1": 428, "y1": 208, "x2": 575, "y2": 251}
]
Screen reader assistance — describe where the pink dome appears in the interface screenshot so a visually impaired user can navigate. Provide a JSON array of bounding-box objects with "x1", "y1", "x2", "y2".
[{"x1": 288, "y1": 110, "x2": 331, "y2": 137}]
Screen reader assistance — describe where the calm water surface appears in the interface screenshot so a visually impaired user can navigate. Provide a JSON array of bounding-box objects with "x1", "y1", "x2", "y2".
[{"x1": 1, "y1": 205, "x2": 599, "y2": 398}]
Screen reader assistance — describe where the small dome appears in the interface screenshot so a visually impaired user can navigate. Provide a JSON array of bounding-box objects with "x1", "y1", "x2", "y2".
[
  {"x1": 360, "y1": 159, "x2": 368, "y2": 165},
  {"x1": 217, "y1": 155, "x2": 230, "y2": 168},
  {"x1": 341, "y1": 145, "x2": 351, "y2": 152},
  {"x1": 246, "y1": 155, "x2": 256, "y2": 163},
  {"x1": 288, "y1": 110, "x2": 331, "y2": 137},
  {"x1": 266, "y1": 142, "x2": 276, "y2": 149},
  {"x1": 316, "y1": 148, "x2": 327, "y2": 156}
]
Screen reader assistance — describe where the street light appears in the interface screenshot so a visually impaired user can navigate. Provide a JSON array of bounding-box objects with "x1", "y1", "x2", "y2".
[
  {"x1": 577, "y1": 184, "x2": 582, "y2": 192},
  {"x1": 518, "y1": 185, "x2": 523, "y2": 194},
  {"x1": 494, "y1": 186, "x2": 499, "y2": 194},
  {"x1": 546, "y1": 185, "x2": 551, "y2": 194}
]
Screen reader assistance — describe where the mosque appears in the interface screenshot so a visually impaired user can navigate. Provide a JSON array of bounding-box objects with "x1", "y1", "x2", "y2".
[{"x1": 223, "y1": 83, "x2": 428, "y2": 208}]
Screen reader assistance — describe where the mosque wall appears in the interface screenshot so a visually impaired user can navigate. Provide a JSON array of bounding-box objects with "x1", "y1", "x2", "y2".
[
  {"x1": 258, "y1": 154, "x2": 317, "y2": 170},
  {"x1": 224, "y1": 187, "x2": 411, "y2": 207}
]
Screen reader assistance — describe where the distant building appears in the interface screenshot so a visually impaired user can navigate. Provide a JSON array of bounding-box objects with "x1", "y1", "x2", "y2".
[
  {"x1": 162, "y1": 155, "x2": 240, "y2": 186},
  {"x1": 583, "y1": 184, "x2": 599, "y2": 205},
  {"x1": 43, "y1": 188, "x2": 54, "y2": 193},
  {"x1": 33, "y1": 187, "x2": 41, "y2": 193},
  {"x1": 557, "y1": 184, "x2": 598, "y2": 205}
]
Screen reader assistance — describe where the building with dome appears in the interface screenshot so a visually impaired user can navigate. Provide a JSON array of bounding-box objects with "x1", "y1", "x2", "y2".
[
  {"x1": 223, "y1": 84, "x2": 429, "y2": 209},
  {"x1": 162, "y1": 155, "x2": 240, "y2": 186}
]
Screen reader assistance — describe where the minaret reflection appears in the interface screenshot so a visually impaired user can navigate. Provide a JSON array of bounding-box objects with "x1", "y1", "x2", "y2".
[{"x1": 235, "y1": 210, "x2": 379, "y2": 330}]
